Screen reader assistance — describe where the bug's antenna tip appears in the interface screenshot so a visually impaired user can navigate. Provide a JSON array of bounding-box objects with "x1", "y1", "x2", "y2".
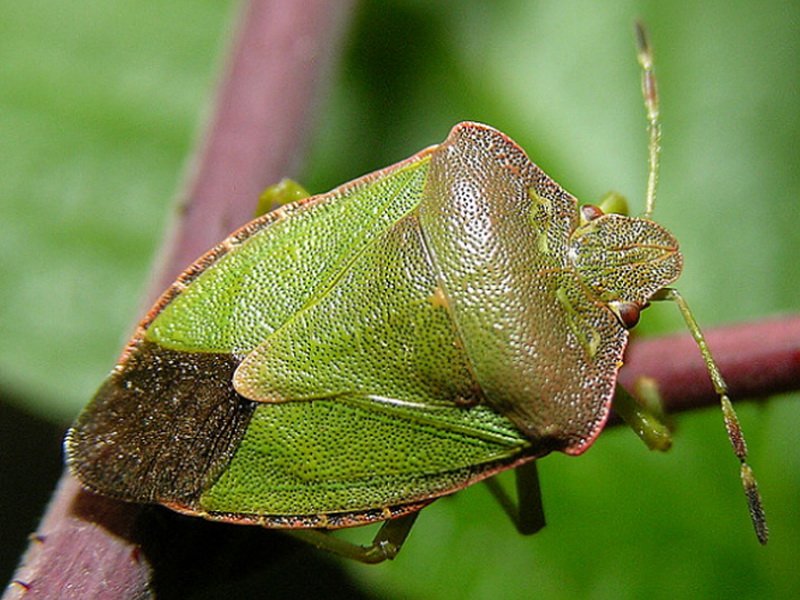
[
  {"x1": 741, "y1": 463, "x2": 770, "y2": 545},
  {"x1": 634, "y1": 20, "x2": 650, "y2": 56},
  {"x1": 658, "y1": 289, "x2": 769, "y2": 546}
]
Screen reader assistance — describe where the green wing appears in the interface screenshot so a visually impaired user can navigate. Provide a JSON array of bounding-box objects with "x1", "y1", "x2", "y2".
[
  {"x1": 67, "y1": 140, "x2": 532, "y2": 523},
  {"x1": 145, "y1": 149, "x2": 434, "y2": 354},
  {"x1": 234, "y1": 211, "x2": 480, "y2": 407},
  {"x1": 200, "y1": 211, "x2": 533, "y2": 520},
  {"x1": 200, "y1": 397, "x2": 529, "y2": 520}
]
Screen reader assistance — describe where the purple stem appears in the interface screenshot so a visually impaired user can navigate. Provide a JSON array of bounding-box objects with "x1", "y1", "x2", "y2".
[{"x1": 619, "y1": 315, "x2": 800, "y2": 414}]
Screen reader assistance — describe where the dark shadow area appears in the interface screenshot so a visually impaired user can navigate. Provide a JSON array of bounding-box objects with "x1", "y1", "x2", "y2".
[
  {"x1": 0, "y1": 397, "x2": 65, "y2": 585},
  {"x1": 136, "y1": 507, "x2": 377, "y2": 599}
]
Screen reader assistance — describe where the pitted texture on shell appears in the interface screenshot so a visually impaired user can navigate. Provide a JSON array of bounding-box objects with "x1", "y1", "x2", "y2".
[
  {"x1": 419, "y1": 124, "x2": 635, "y2": 453},
  {"x1": 234, "y1": 214, "x2": 481, "y2": 406},
  {"x1": 200, "y1": 398, "x2": 530, "y2": 515},
  {"x1": 570, "y1": 213, "x2": 682, "y2": 305},
  {"x1": 145, "y1": 153, "x2": 433, "y2": 355}
]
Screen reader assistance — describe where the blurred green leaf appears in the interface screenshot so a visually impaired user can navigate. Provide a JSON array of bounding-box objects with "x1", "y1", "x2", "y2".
[
  {"x1": 1, "y1": 0, "x2": 797, "y2": 598},
  {"x1": 0, "y1": 0, "x2": 235, "y2": 417}
]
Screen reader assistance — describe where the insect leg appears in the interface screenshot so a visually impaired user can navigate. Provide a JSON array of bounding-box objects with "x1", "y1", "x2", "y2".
[
  {"x1": 256, "y1": 178, "x2": 311, "y2": 216},
  {"x1": 285, "y1": 512, "x2": 419, "y2": 563},
  {"x1": 596, "y1": 191, "x2": 630, "y2": 216},
  {"x1": 484, "y1": 460, "x2": 546, "y2": 535},
  {"x1": 613, "y1": 382, "x2": 672, "y2": 451}
]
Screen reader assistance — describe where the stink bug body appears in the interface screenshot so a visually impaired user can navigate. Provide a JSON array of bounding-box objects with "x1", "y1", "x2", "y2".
[{"x1": 66, "y1": 23, "x2": 766, "y2": 562}]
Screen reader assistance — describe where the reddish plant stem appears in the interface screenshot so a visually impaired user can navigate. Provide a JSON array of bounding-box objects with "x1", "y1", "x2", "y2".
[{"x1": 619, "y1": 315, "x2": 800, "y2": 415}]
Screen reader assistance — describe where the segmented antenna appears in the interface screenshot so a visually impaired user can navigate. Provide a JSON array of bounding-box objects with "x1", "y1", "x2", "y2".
[
  {"x1": 637, "y1": 22, "x2": 768, "y2": 545},
  {"x1": 635, "y1": 21, "x2": 661, "y2": 219},
  {"x1": 652, "y1": 289, "x2": 769, "y2": 544}
]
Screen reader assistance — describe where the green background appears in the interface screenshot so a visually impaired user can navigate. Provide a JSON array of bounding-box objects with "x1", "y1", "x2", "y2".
[{"x1": 1, "y1": 0, "x2": 797, "y2": 597}]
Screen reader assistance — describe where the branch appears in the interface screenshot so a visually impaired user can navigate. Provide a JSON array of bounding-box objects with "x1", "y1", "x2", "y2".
[{"x1": 619, "y1": 315, "x2": 800, "y2": 414}]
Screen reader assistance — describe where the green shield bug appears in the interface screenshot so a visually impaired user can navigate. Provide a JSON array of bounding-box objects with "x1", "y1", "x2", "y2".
[{"x1": 65, "y1": 22, "x2": 767, "y2": 562}]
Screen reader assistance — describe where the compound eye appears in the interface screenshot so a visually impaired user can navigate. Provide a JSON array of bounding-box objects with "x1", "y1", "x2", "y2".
[
  {"x1": 581, "y1": 204, "x2": 605, "y2": 222},
  {"x1": 611, "y1": 301, "x2": 642, "y2": 329}
]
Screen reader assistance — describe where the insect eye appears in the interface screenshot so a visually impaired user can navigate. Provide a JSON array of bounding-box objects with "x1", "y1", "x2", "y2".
[
  {"x1": 580, "y1": 204, "x2": 605, "y2": 222},
  {"x1": 610, "y1": 301, "x2": 642, "y2": 329}
]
